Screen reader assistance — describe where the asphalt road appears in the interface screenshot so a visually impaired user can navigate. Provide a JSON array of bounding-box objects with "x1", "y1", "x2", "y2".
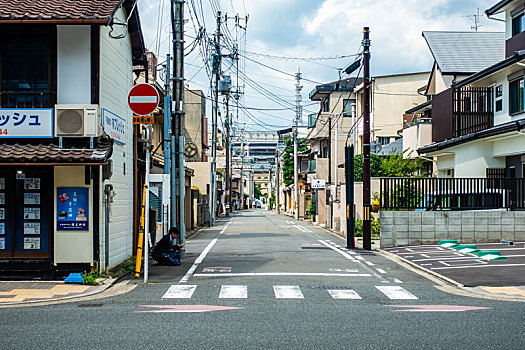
[{"x1": 2, "y1": 210, "x2": 525, "y2": 349}]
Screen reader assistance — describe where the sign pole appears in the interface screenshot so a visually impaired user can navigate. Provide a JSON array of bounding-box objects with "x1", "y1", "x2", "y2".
[{"x1": 144, "y1": 124, "x2": 151, "y2": 283}]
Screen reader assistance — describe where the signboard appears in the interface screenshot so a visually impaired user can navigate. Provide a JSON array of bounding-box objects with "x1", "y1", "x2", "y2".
[
  {"x1": 24, "y1": 237, "x2": 40, "y2": 250},
  {"x1": 133, "y1": 115, "x2": 154, "y2": 124},
  {"x1": 24, "y1": 208, "x2": 41, "y2": 220},
  {"x1": 128, "y1": 83, "x2": 159, "y2": 116},
  {"x1": 0, "y1": 108, "x2": 53, "y2": 138},
  {"x1": 103, "y1": 109, "x2": 126, "y2": 145},
  {"x1": 57, "y1": 188, "x2": 89, "y2": 231},
  {"x1": 311, "y1": 179, "x2": 326, "y2": 189}
]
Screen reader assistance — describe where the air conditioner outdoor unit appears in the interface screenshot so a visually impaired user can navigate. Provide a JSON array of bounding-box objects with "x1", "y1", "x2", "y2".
[{"x1": 55, "y1": 104, "x2": 102, "y2": 137}]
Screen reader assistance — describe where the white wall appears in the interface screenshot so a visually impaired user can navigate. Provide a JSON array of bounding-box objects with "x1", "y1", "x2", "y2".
[
  {"x1": 402, "y1": 122, "x2": 432, "y2": 158},
  {"x1": 98, "y1": 7, "x2": 134, "y2": 269},
  {"x1": 453, "y1": 141, "x2": 505, "y2": 177},
  {"x1": 57, "y1": 25, "x2": 91, "y2": 104}
]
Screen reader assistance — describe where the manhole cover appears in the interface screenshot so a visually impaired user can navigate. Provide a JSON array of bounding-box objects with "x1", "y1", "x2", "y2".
[
  {"x1": 78, "y1": 303, "x2": 103, "y2": 308},
  {"x1": 312, "y1": 286, "x2": 351, "y2": 290}
]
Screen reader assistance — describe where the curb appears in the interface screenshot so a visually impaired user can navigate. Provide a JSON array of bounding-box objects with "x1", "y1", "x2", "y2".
[{"x1": 0, "y1": 274, "x2": 125, "y2": 307}]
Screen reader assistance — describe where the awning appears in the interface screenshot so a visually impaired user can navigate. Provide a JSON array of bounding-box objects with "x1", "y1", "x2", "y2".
[{"x1": 0, "y1": 135, "x2": 113, "y2": 165}]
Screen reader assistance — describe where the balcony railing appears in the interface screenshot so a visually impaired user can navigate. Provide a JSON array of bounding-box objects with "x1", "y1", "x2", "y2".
[
  {"x1": 453, "y1": 86, "x2": 493, "y2": 137},
  {"x1": 0, "y1": 91, "x2": 55, "y2": 108}
]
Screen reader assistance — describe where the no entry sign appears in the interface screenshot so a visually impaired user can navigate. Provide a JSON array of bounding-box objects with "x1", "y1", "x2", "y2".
[{"x1": 128, "y1": 83, "x2": 159, "y2": 116}]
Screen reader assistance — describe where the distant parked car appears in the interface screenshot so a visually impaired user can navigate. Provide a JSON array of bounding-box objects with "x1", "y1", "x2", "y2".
[{"x1": 255, "y1": 201, "x2": 262, "y2": 209}]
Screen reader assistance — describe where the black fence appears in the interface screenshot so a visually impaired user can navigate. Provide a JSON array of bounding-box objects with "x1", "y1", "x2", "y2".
[{"x1": 380, "y1": 177, "x2": 525, "y2": 210}]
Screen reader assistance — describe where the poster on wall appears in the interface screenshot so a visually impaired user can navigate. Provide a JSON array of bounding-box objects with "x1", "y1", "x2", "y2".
[
  {"x1": 24, "y1": 208, "x2": 40, "y2": 220},
  {"x1": 24, "y1": 223, "x2": 40, "y2": 235},
  {"x1": 0, "y1": 178, "x2": 4, "y2": 190},
  {"x1": 0, "y1": 237, "x2": 4, "y2": 250},
  {"x1": 24, "y1": 193, "x2": 40, "y2": 205},
  {"x1": 57, "y1": 188, "x2": 89, "y2": 231},
  {"x1": 0, "y1": 193, "x2": 4, "y2": 205},
  {"x1": 0, "y1": 208, "x2": 4, "y2": 220},
  {"x1": 0, "y1": 223, "x2": 4, "y2": 235},
  {"x1": 24, "y1": 237, "x2": 40, "y2": 250},
  {"x1": 24, "y1": 178, "x2": 41, "y2": 190}
]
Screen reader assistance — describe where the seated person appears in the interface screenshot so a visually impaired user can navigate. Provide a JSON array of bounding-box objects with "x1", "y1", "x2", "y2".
[{"x1": 152, "y1": 227, "x2": 183, "y2": 266}]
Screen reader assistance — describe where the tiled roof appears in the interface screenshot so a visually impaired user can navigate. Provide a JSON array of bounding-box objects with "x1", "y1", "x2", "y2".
[
  {"x1": 0, "y1": 0, "x2": 121, "y2": 22},
  {"x1": 0, "y1": 136, "x2": 113, "y2": 164},
  {"x1": 423, "y1": 31, "x2": 505, "y2": 74}
]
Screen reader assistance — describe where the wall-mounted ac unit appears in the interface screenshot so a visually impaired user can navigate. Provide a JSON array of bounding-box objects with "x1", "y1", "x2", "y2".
[{"x1": 55, "y1": 104, "x2": 102, "y2": 137}]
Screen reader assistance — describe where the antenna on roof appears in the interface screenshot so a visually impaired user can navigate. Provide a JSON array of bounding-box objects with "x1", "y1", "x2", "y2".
[{"x1": 464, "y1": 8, "x2": 483, "y2": 32}]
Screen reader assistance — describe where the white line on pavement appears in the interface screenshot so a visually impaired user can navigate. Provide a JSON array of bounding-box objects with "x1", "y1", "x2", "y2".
[
  {"x1": 376, "y1": 286, "x2": 418, "y2": 300},
  {"x1": 274, "y1": 286, "x2": 304, "y2": 299},
  {"x1": 376, "y1": 268, "x2": 387, "y2": 274},
  {"x1": 219, "y1": 285, "x2": 248, "y2": 299},
  {"x1": 179, "y1": 222, "x2": 231, "y2": 283},
  {"x1": 163, "y1": 285, "x2": 197, "y2": 298},
  {"x1": 365, "y1": 261, "x2": 375, "y2": 266},
  {"x1": 431, "y1": 263, "x2": 525, "y2": 270},
  {"x1": 193, "y1": 272, "x2": 372, "y2": 278},
  {"x1": 328, "y1": 289, "x2": 362, "y2": 300}
]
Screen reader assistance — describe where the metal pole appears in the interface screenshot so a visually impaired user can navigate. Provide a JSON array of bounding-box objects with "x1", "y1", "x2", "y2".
[
  {"x1": 225, "y1": 95, "x2": 231, "y2": 216},
  {"x1": 294, "y1": 67, "x2": 302, "y2": 220},
  {"x1": 209, "y1": 11, "x2": 221, "y2": 226},
  {"x1": 240, "y1": 141, "x2": 244, "y2": 210},
  {"x1": 328, "y1": 116, "x2": 332, "y2": 228},
  {"x1": 276, "y1": 150, "x2": 280, "y2": 214},
  {"x1": 362, "y1": 27, "x2": 372, "y2": 250},
  {"x1": 164, "y1": 54, "x2": 171, "y2": 173},
  {"x1": 144, "y1": 127, "x2": 151, "y2": 282}
]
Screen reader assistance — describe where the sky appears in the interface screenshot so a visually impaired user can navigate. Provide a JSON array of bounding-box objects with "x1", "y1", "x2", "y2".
[{"x1": 137, "y1": 0, "x2": 505, "y2": 132}]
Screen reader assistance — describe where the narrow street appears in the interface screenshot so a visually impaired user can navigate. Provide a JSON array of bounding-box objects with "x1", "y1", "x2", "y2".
[{"x1": 1, "y1": 210, "x2": 524, "y2": 349}]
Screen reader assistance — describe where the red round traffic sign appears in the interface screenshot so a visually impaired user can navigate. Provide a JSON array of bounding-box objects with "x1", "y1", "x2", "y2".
[{"x1": 128, "y1": 83, "x2": 160, "y2": 116}]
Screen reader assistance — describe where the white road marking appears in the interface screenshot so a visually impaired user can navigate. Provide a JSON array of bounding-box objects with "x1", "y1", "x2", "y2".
[
  {"x1": 328, "y1": 289, "x2": 362, "y2": 300},
  {"x1": 163, "y1": 285, "x2": 197, "y2": 299},
  {"x1": 413, "y1": 256, "x2": 481, "y2": 262},
  {"x1": 274, "y1": 286, "x2": 304, "y2": 299},
  {"x1": 219, "y1": 285, "x2": 247, "y2": 299},
  {"x1": 431, "y1": 263, "x2": 525, "y2": 270},
  {"x1": 391, "y1": 278, "x2": 404, "y2": 284},
  {"x1": 355, "y1": 256, "x2": 365, "y2": 261},
  {"x1": 376, "y1": 286, "x2": 418, "y2": 300},
  {"x1": 365, "y1": 261, "x2": 375, "y2": 266},
  {"x1": 179, "y1": 222, "x2": 231, "y2": 283},
  {"x1": 420, "y1": 254, "x2": 430, "y2": 258},
  {"x1": 376, "y1": 268, "x2": 387, "y2": 274},
  {"x1": 193, "y1": 272, "x2": 372, "y2": 278}
]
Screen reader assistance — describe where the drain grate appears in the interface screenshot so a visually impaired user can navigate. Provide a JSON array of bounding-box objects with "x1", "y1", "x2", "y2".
[
  {"x1": 78, "y1": 303, "x2": 103, "y2": 308},
  {"x1": 312, "y1": 286, "x2": 351, "y2": 290}
]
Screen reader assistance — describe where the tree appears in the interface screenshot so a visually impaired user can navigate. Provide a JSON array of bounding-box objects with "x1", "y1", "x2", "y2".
[
  {"x1": 282, "y1": 138, "x2": 308, "y2": 186},
  {"x1": 254, "y1": 183, "x2": 263, "y2": 199},
  {"x1": 353, "y1": 150, "x2": 426, "y2": 180},
  {"x1": 353, "y1": 153, "x2": 382, "y2": 181}
]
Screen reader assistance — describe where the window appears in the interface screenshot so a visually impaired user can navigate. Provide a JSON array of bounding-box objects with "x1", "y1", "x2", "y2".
[
  {"x1": 321, "y1": 98, "x2": 330, "y2": 112},
  {"x1": 0, "y1": 25, "x2": 54, "y2": 108},
  {"x1": 509, "y1": 78, "x2": 524, "y2": 114},
  {"x1": 512, "y1": 12, "x2": 525, "y2": 36},
  {"x1": 495, "y1": 85, "x2": 503, "y2": 112},
  {"x1": 378, "y1": 137, "x2": 390, "y2": 146},
  {"x1": 343, "y1": 99, "x2": 356, "y2": 116}
]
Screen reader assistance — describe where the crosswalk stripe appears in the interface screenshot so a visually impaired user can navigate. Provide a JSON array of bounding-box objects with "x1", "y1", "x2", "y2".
[
  {"x1": 376, "y1": 286, "x2": 418, "y2": 300},
  {"x1": 162, "y1": 285, "x2": 197, "y2": 299},
  {"x1": 219, "y1": 285, "x2": 248, "y2": 299},
  {"x1": 273, "y1": 285, "x2": 304, "y2": 299},
  {"x1": 328, "y1": 289, "x2": 362, "y2": 300}
]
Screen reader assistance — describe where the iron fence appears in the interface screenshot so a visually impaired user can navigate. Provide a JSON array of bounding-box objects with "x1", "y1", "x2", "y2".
[{"x1": 380, "y1": 177, "x2": 525, "y2": 210}]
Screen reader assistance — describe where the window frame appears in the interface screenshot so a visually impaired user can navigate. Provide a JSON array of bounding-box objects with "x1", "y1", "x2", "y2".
[{"x1": 509, "y1": 77, "x2": 525, "y2": 115}]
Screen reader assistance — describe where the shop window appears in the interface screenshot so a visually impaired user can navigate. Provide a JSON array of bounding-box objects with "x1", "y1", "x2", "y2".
[{"x1": 509, "y1": 78, "x2": 524, "y2": 114}]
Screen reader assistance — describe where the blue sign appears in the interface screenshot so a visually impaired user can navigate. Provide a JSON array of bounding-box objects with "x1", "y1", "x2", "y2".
[
  {"x1": 57, "y1": 188, "x2": 89, "y2": 231},
  {"x1": 0, "y1": 108, "x2": 53, "y2": 138}
]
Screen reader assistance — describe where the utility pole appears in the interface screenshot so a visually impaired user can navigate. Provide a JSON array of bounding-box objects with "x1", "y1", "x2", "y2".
[
  {"x1": 294, "y1": 67, "x2": 302, "y2": 220},
  {"x1": 328, "y1": 116, "x2": 332, "y2": 228},
  {"x1": 171, "y1": 0, "x2": 185, "y2": 256},
  {"x1": 209, "y1": 11, "x2": 221, "y2": 226},
  {"x1": 225, "y1": 93, "x2": 231, "y2": 216},
  {"x1": 239, "y1": 140, "x2": 244, "y2": 209},
  {"x1": 345, "y1": 144, "x2": 355, "y2": 249},
  {"x1": 276, "y1": 149, "x2": 280, "y2": 214},
  {"x1": 362, "y1": 27, "x2": 372, "y2": 250},
  {"x1": 163, "y1": 54, "x2": 171, "y2": 173}
]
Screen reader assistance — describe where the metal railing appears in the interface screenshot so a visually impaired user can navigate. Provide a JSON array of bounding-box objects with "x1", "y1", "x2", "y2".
[
  {"x1": 380, "y1": 177, "x2": 525, "y2": 210},
  {"x1": 453, "y1": 86, "x2": 493, "y2": 137}
]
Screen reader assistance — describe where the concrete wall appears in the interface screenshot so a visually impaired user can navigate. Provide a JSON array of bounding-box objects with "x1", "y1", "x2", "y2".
[
  {"x1": 188, "y1": 162, "x2": 211, "y2": 194},
  {"x1": 380, "y1": 210, "x2": 525, "y2": 248},
  {"x1": 185, "y1": 89, "x2": 206, "y2": 162},
  {"x1": 402, "y1": 122, "x2": 432, "y2": 158}
]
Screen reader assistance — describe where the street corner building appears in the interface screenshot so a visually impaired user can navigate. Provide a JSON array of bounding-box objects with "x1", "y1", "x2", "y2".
[{"x1": 0, "y1": 0, "x2": 147, "y2": 277}]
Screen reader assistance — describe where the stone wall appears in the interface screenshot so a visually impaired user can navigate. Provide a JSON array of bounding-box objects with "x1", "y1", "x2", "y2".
[{"x1": 380, "y1": 210, "x2": 525, "y2": 248}]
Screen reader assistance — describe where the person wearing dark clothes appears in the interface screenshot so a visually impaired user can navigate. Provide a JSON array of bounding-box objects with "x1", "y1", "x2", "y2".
[{"x1": 152, "y1": 227, "x2": 182, "y2": 266}]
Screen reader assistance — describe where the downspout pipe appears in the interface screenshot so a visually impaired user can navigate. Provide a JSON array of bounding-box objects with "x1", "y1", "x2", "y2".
[{"x1": 104, "y1": 184, "x2": 113, "y2": 273}]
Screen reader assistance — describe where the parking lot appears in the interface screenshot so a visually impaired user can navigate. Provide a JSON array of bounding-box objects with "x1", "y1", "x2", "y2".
[{"x1": 384, "y1": 242, "x2": 525, "y2": 287}]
